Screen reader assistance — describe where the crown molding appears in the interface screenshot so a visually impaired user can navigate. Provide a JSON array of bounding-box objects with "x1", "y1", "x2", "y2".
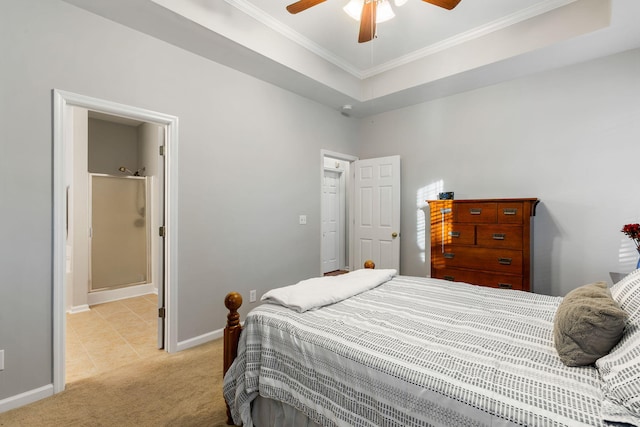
[
  {"x1": 224, "y1": 0, "x2": 577, "y2": 80},
  {"x1": 223, "y1": 0, "x2": 363, "y2": 77},
  {"x1": 362, "y1": 0, "x2": 578, "y2": 77}
]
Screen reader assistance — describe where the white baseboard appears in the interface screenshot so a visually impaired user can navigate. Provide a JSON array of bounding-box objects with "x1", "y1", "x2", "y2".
[
  {"x1": 87, "y1": 284, "x2": 156, "y2": 306},
  {"x1": 176, "y1": 328, "x2": 224, "y2": 352},
  {"x1": 67, "y1": 304, "x2": 90, "y2": 314},
  {"x1": 0, "y1": 384, "x2": 53, "y2": 414}
]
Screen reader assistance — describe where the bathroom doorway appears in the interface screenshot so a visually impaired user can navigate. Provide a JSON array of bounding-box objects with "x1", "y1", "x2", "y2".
[
  {"x1": 66, "y1": 110, "x2": 165, "y2": 383},
  {"x1": 83, "y1": 114, "x2": 162, "y2": 306},
  {"x1": 53, "y1": 89, "x2": 179, "y2": 394}
]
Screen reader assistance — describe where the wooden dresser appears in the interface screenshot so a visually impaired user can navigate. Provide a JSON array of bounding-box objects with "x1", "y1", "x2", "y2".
[{"x1": 427, "y1": 198, "x2": 539, "y2": 292}]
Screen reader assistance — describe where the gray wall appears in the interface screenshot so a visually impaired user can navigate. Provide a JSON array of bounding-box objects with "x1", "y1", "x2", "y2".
[
  {"x1": 88, "y1": 118, "x2": 139, "y2": 175},
  {"x1": 358, "y1": 48, "x2": 640, "y2": 296},
  {"x1": 0, "y1": 0, "x2": 357, "y2": 402},
  {"x1": 1, "y1": 0, "x2": 639, "y2": 409}
]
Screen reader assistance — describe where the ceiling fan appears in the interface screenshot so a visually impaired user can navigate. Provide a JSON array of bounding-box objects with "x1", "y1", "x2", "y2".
[{"x1": 286, "y1": 0, "x2": 462, "y2": 43}]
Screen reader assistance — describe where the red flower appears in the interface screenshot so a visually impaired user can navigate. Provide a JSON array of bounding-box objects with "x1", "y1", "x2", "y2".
[{"x1": 621, "y1": 223, "x2": 640, "y2": 249}]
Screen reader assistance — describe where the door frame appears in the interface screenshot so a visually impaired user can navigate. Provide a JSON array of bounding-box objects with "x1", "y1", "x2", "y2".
[
  {"x1": 320, "y1": 150, "x2": 357, "y2": 274},
  {"x1": 52, "y1": 89, "x2": 179, "y2": 394},
  {"x1": 87, "y1": 173, "x2": 151, "y2": 294},
  {"x1": 321, "y1": 167, "x2": 343, "y2": 274}
]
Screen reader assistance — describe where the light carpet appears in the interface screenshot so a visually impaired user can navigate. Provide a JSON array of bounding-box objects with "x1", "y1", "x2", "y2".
[{"x1": 0, "y1": 339, "x2": 229, "y2": 426}]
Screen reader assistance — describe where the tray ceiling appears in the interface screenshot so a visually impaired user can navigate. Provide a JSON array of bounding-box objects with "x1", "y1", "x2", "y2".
[{"x1": 64, "y1": 0, "x2": 640, "y2": 117}]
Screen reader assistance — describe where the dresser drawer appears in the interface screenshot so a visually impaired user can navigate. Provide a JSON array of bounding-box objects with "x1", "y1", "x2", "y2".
[
  {"x1": 498, "y1": 202, "x2": 524, "y2": 224},
  {"x1": 476, "y1": 225, "x2": 523, "y2": 249},
  {"x1": 432, "y1": 224, "x2": 475, "y2": 245},
  {"x1": 455, "y1": 203, "x2": 497, "y2": 223},
  {"x1": 428, "y1": 198, "x2": 538, "y2": 293},
  {"x1": 435, "y1": 246, "x2": 522, "y2": 274},
  {"x1": 433, "y1": 268, "x2": 523, "y2": 290}
]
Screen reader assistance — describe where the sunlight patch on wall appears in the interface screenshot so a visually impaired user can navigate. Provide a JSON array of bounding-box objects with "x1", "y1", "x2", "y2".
[
  {"x1": 416, "y1": 180, "x2": 444, "y2": 263},
  {"x1": 618, "y1": 238, "x2": 640, "y2": 273}
]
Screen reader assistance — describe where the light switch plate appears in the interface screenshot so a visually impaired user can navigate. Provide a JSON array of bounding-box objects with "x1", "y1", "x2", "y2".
[
  {"x1": 299, "y1": 215, "x2": 307, "y2": 225},
  {"x1": 0, "y1": 349, "x2": 4, "y2": 370}
]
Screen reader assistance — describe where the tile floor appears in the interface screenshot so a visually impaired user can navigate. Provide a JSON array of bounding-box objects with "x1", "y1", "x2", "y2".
[{"x1": 66, "y1": 293, "x2": 164, "y2": 383}]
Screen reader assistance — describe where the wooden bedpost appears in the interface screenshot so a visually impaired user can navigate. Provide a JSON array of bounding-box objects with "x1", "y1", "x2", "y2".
[
  {"x1": 224, "y1": 291, "x2": 243, "y2": 425},
  {"x1": 364, "y1": 260, "x2": 375, "y2": 269}
]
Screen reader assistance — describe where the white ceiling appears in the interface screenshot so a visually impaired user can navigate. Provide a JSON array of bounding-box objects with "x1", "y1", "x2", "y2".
[
  {"x1": 64, "y1": 0, "x2": 640, "y2": 117},
  {"x1": 225, "y1": 0, "x2": 571, "y2": 74}
]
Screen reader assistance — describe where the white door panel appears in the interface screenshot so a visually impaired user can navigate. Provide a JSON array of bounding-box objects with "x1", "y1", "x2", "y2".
[
  {"x1": 322, "y1": 169, "x2": 341, "y2": 273},
  {"x1": 353, "y1": 155, "x2": 401, "y2": 271}
]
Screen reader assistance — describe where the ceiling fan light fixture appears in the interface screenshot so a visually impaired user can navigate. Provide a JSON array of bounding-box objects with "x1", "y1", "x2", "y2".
[
  {"x1": 343, "y1": 0, "x2": 395, "y2": 23},
  {"x1": 377, "y1": 1, "x2": 395, "y2": 22},
  {"x1": 343, "y1": 0, "x2": 361, "y2": 21}
]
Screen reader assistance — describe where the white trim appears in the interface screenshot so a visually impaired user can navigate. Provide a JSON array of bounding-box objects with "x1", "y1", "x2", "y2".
[
  {"x1": 87, "y1": 284, "x2": 156, "y2": 306},
  {"x1": 52, "y1": 89, "x2": 179, "y2": 396},
  {"x1": 320, "y1": 150, "x2": 358, "y2": 276},
  {"x1": 222, "y1": 0, "x2": 362, "y2": 78},
  {"x1": 361, "y1": 0, "x2": 579, "y2": 78},
  {"x1": 0, "y1": 385, "x2": 53, "y2": 413},
  {"x1": 224, "y1": 0, "x2": 577, "y2": 79},
  {"x1": 67, "y1": 304, "x2": 90, "y2": 314},
  {"x1": 321, "y1": 167, "x2": 344, "y2": 274},
  {"x1": 176, "y1": 328, "x2": 224, "y2": 352},
  {"x1": 52, "y1": 90, "x2": 66, "y2": 395}
]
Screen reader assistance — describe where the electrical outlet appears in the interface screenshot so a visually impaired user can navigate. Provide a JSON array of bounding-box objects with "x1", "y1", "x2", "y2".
[
  {"x1": 0, "y1": 350, "x2": 4, "y2": 371},
  {"x1": 249, "y1": 290, "x2": 257, "y2": 302},
  {"x1": 299, "y1": 215, "x2": 307, "y2": 225}
]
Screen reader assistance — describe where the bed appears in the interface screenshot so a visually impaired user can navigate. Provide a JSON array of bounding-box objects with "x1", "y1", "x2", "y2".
[{"x1": 222, "y1": 265, "x2": 640, "y2": 427}]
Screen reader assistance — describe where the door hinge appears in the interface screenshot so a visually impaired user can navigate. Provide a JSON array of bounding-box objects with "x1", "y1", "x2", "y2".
[
  {"x1": 158, "y1": 307, "x2": 166, "y2": 318},
  {"x1": 159, "y1": 145, "x2": 164, "y2": 156},
  {"x1": 159, "y1": 226, "x2": 165, "y2": 237}
]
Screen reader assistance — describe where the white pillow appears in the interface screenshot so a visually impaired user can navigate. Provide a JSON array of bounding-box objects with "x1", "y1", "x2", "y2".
[{"x1": 596, "y1": 269, "x2": 640, "y2": 425}]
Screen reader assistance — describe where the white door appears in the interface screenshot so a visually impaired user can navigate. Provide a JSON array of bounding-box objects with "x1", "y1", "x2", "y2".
[
  {"x1": 353, "y1": 155, "x2": 401, "y2": 271},
  {"x1": 322, "y1": 169, "x2": 341, "y2": 273}
]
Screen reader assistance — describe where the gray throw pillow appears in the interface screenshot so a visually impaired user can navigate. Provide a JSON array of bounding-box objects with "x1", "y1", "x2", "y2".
[{"x1": 553, "y1": 281, "x2": 628, "y2": 367}]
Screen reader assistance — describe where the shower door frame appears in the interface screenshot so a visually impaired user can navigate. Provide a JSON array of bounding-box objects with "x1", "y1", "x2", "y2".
[
  {"x1": 88, "y1": 173, "x2": 151, "y2": 293},
  {"x1": 52, "y1": 89, "x2": 179, "y2": 394}
]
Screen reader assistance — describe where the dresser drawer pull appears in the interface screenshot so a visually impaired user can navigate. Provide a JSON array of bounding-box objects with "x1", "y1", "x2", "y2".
[
  {"x1": 443, "y1": 253, "x2": 455, "y2": 259},
  {"x1": 503, "y1": 208, "x2": 518, "y2": 215},
  {"x1": 498, "y1": 283, "x2": 513, "y2": 289},
  {"x1": 443, "y1": 275, "x2": 455, "y2": 281},
  {"x1": 448, "y1": 231, "x2": 461, "y2": 238},
  {"x1": 469, "y1": 208, "x2": 482, "y2": 215},
  {"x1": 492, "y1": 233, "x2": 506, "y2": 240},
  {"x1": 498, "y1": 257, "x2": 512, "y2": 265}
]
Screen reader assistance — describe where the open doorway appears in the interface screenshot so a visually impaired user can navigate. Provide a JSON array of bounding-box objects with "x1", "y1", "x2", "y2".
[
  {"x1": 320, "y1": 150, "x2": 358, "y2": 275},
  {"x1": 83, "y1": 113, "x2": 162, "y2": 307},
  {"x1": 52, "y1": 90, "x2": 179, "y2": 394},
  {"x1": 320, "y1": 151, "x2": 402, "y2": 274},
  {"x1": 64, "y1": 110, "x2": 164, "y2": 382}
]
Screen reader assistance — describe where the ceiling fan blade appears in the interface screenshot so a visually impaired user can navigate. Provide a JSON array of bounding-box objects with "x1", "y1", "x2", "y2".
[
  {"x1": 286, "y1": 0, "x2": 326, "y2": 14},
  {"x1": 422, "y1": 0, "x2": 462, "y2": 10},
  {"x1": 358, "y1": 0, "x2": 377, "y2": 43}
]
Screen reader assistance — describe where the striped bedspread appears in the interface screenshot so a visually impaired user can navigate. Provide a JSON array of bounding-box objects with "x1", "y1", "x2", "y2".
[{"x1": 224, "y1": 276, "x2": 606, "y2": 426}]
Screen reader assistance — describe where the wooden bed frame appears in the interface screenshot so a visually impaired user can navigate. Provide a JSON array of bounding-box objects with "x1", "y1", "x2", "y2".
[{"x1": 222, "y1": 260, "x2": 376, "y2": 425}]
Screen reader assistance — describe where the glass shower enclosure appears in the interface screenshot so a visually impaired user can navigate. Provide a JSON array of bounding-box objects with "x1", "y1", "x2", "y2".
[{"x1": 90, "y1": 174, "x2": 150, "y2": 291}]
